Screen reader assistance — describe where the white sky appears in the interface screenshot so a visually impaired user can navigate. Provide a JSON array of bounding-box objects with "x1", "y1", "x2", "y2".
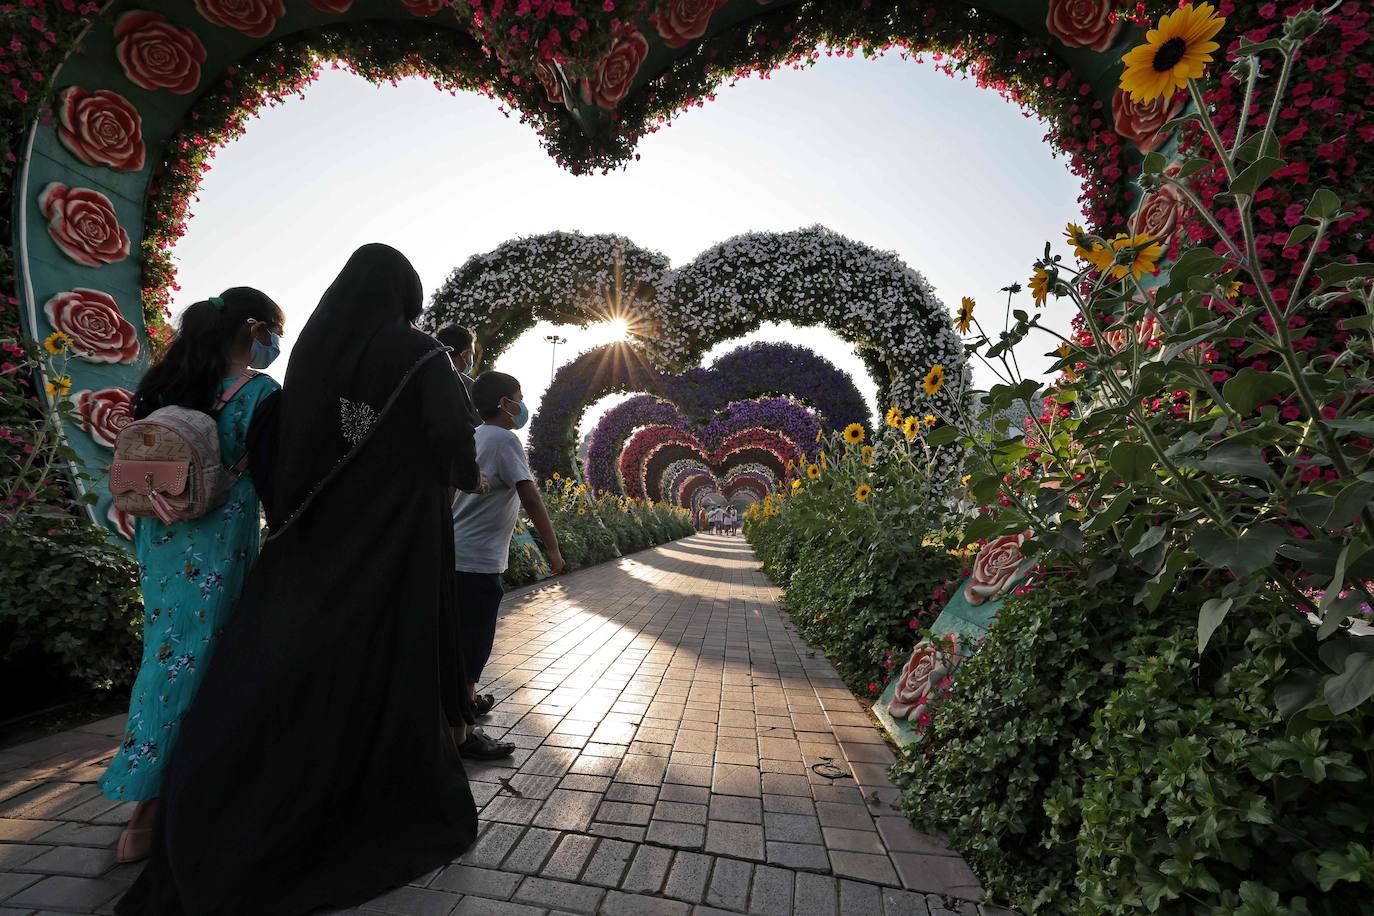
[{"x1": 169, "y1": 52, "x2": 1084, "y2": 442}]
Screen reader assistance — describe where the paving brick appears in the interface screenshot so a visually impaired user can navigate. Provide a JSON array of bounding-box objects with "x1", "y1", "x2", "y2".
[
  {"x1": 459, "y1": 822, "x2": 525, "y2": 868},
  {"x1": 5, "y1": 875, "x2": 125, "y2": 911},
  {"x1": 500, "y1": 826, "x2": 561, "y2": 874},
  {"x1": 793, "y1": 873, "x2": 839, "y2": 916},
  {"x1": 0, "y1": 819, "x2": 59, "y2": 842},
  {"x1": 0, "y1": 872, "x2": 41, "y2": 900},
  {"x1": 655, "y1": 800, "x2": 708, "y2": 825},
  {"x1": 891, "y1": 853, "x2": 984, "y2": 898},
  {"x1": 451, "y1": 898, "x2": 544, "y2": 916},
  {"x1": 659, "y1": 784, "x2": 711, "y2": 805},
  {"x1": 582, "y1": 837, "x2": 635, "y2": 888},
  {"x1": 704, "y1": 857, "x2": 752, "y2": 911},
  {"x1": 875, "y1": 818, "x2": 956, "y2": 856},
  {"x1": 665, "y1": 764, "x2": 713, "y2": 788},
  {"x1": 18, "y1": 845, "x2": 116, "y2": 878},
  {"x1": 358, "y1": 884, "x2": 461, "y2": 915},
  {"x1": 839, "y1": 879, "x2": 883, "y2": 916},
  {"x1": 0, "y1": 845, "x2": 46, "y2": 869},
  {"x1": 616, "y1": 754, "x2": 669, "y2": 786},
  {"x1": 540, "y1": 833, "x2": 599, "y2": 881},
  {"x1": 28, "y1": 823, "x2": 121, "y2": 848},
  {"x1": 647, "y1": 820, "x2": 706, "y2": 850},
  {"x1": 830, "y1": 851, "x2": 900, "y2": 886},
  {"x1": 620, "y1": 844, "x2": 673, "y2": 894},
  {"x1": 748, "y1": 864, "x2": 794, "y2": 916},
  {"x1": 512, "y1": 876, "x2": 604, "y2": 914},
  {"x1": 600, "y1": 890, "x2": 691, "y2": 916},
  {"x1": 766, "y1": 841, "x2": 831, "y2": 872},
  {"x1": 711, "y1": 765, "x2": 761, "y2": 798},
  {"x1": 662, "y1": 850, "x2": 713, "y2": 904},
  {"x1": 596, "y1": 801, "x2": 653, "y2": 826},
  {"x1": 430, "y1": 864, "x2": 521, "y2": 899},
  {"x1": 705, "y1": 820, "x2": 765, "y2": 862},
  {"x1": 532, "y1": 790, "x2": 601, "y2": 832},
  {"x1": 589, "y1": 823, "x2": 647, "y2": 843},
  {"x1": 816, "y1": 803, "x2": 875, "y2": 831},
  {"x1": 764, "y1": 812, "x2": 824, "y2": 845},
  {"x1": 881, "y1": 887, "x2": 933, "y2": 916},
  {"x1": 605, "y1": 783, "x2": 658, "y2": 805}
]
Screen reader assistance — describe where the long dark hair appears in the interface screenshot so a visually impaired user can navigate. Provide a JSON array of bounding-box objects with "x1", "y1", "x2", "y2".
[{"x1": 134, "y1": 287, "x2": 284, "y2": 419}]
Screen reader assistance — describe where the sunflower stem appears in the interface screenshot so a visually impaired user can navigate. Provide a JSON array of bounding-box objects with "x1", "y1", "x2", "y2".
[{"x1": 1186, "y1": 79, "x2": 1236, "y2": 183}]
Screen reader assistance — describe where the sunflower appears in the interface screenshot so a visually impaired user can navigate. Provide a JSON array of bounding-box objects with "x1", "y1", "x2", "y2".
[
  {"x1": 961, "y1": 474, "x2": 972, "y2": 487},
  {"x1": 1064, "y1": 222, "x2": 1111, "y2": 269},
  {"x1": 792, "y1": 478, "x2": 802, "y2": 493},
  {"x1": 855, "y1": 484, "x2": 872, "y2": 503},
  {"x1": 955, "y1": 297, "x2": 975, "y2": 334},
  {"x1": 45, "y1": 375, "x2": 72, "y2": 398},
  {"x1": 1057, "y1": 342, "x2": 1079, "y2": 382},
  {"x1": 885, "y1": 406, "x2": 903, "y2": 428},
  {"x1": 843, "y1": 422, "x2": 865, "y2": 445},
  {"x1": 860, "y1": 444, "x2": 874, "y2": 464},
  {"x1": 923, "y1": 414, "x2": 936, "y2": 428},
  {"x1": 902, "y1": 415, "x2": 920, "y2": 440},
  {"x1": 922, "y1": 364, "x2": 945, "y2": 397},
  {"x1": 1030, "y1": 267, "x2": 1051, "y2": 306},
  {"x1": 1108, "y1": 233, "x2": 1164, "y2": 280},
  {"x1": 577, "y1": 507, "x2": 587, "y2": 516},
  {"x1": 1226, "y1": 279, "x2": 1242, "y2": 299},
  {"x1": 1120, "y1": 2, "x2": 1226, "y2": 103},
  {"x1": 806, "y1": 463, "x2": 820, "y2": 480},
  {"x1": 43, "y1": 331, "x2": 73, "y2": 355}
]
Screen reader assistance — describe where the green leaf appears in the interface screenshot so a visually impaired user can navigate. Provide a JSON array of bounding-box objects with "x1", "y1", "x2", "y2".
[
  {"x1": 1274, "y1": 669, "x2": 1322, "y2": 722},
  {"x1": 1323, "y1": 653, "x2": 1374, "y2": 716},
  {"x1": 1286, "y1": 224, "x2": 1319, "y2": 248},
  {"x1": 1305, "y1": 188, "x2": 1342, "y2": 221},
  {"x1": 925, "y1": 426, "x2": 960, "y2": 447},
  {"x1": 1324, "y1": 418, "x2": 1374, "y2": 437},
  {"x1": 1086, "y1": 489, "x2": 1134, "y2": 532},
  {"x1": 1110, "y1": 442, "x2": 1156, "y2": 485},
  {"x1": 1192, "y1": 524, "x2": 1287, "y2": 579},
  {"x1": 1230, "y1": 156, "x2": 1286, "y2": 196},
  {"x1": 1234, "y1": 129, "x2": 1280, "y2": 162},
  {"x1": 1198, "y1": 597, "x2": 1233, "y2": 652},
  {"x1": 1222, "y1": 368, "x2": 1293, "y2": 415},
  {"x1": 1139, "y1": 550, "x2": 1188, "y2": 611},
  {"x1": 1086, "y1": 559, "x2": 1117, "y2": 587},
  {"x1": 1316, "y1": 843, "x2": 1374, "y2": 892},
  {"x1": 1142, "y1": 151, "x2": 1166, "y2": 175},
  {"x1": 1317, "y1": 262, "x2": 1374, "y2": 284},
  {"x1": 1195, "y1": 440, "x2": 1275, "y2": 481},
  {"x1": 1156, "y1": 248, "x2": 1225, "y2": 303},
  {"x1": 1130, "y1": 524, "x2": 1169, "y2": 558}
]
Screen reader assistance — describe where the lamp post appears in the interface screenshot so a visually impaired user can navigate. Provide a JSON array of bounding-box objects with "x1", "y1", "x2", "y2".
[{"x1": 545, "y1": 334, "x2": 567, "y2": 383}]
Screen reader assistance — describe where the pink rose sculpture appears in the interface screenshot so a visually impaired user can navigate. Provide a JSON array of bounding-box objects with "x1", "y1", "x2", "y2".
[
  {"x1": 534, "y1": 58, "x2": 564, "y2": 105},
  {"x1": 39, "y1": 184, "x2": 131, "y2": 268},
  {"x1": 1131, "y1": 163, "x2": 1187, "y2": 247},
  {"x1": 44, "y1": 289, "x2": 140, "y2": 365},
  {"x1": 1111, "y1": 86, "x2": 1184, "y2": 154},
  {"x1": 56, "y1": 87, "x2": 146, "y2": 172},
  {"x1": 1045, "y1": 0, "x2": 1121, "y2": 51},
  {"x1": 963, "y1": 531, "x2": 1031, "y2": 605},
  {"x1": 401, "y1": 0, "x2": 447, "y2": 15},
  {"x1": 308, "y1": 0, "x2": 355, "y2": 10},
  {"x1": 888, "y1": 634, "x2": 962, "y2": 723},
  {"x1": 194, "y1": 0, "x2": 285, "y2": 38},
  {"x1": 76, "y1": 388, "x2": 136, "y2": 448},
  {"x1": 115, "y1": 11, "x2": 207, "y2": 94},
  {"x1": 582, "y1": 28, "x2": 649, "y2": 109},
  {"x1": 108, "y1": 504, "x2": 137, "y2": 540},
  {"x1": 650, "y1": 0, "x2": 728, "y2": 48}
]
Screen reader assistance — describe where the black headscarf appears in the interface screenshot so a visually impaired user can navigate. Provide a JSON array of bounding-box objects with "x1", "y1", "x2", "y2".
[{"x1": 269, "y1": 243, "x2": 450, "y2": 537}]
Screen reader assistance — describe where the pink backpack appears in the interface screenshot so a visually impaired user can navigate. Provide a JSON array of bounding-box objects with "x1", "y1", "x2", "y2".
[{"x1": 109, "y1": 372, "x2": 259, "y2": 525}]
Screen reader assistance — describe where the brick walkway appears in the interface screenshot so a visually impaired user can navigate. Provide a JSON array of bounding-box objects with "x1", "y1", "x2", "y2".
[{"x1": 0, "y1": 535, "x2": 1003, "y2": 916}]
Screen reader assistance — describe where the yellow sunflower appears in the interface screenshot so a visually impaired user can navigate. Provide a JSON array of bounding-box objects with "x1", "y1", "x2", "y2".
[
  {"x1": 923, "y1": 414, "x2": 936, "y2": 428},
  {"x1": 886, "y1": 406, "x2": 903, "y2": 428},
  {"x1": 843, "y1": 422, "x2": 865, "y2": 444},
  {"x1": 1030, "y1": 267, "x2": 1051, "y2": 306},
  {"x1": 45, "y1": 375, "x2": 72, "y2": 398},
  {"x1": 902, "y1": 415, "x2": 920, "y2": 440},
  {"x1": 855, "y1": 484, "x2": 872, "y2": 503},
  {"x1": 922, "y1": 364, "x2": 946, "y2": 397},
  {"x1": 961, "y1": 474, "x2": 972, "y2": 487},
  {"x1": 1226, "y1": 279, "x2": 1242, "y2": 299},
  {"x1": 955, "y1": 297, "x2": 975, "y2": 334},
  {"x1": 1108, "y1": 233, "x2": 1164, "y2": 280},
  {"x1": 806, "y1": 463, "x2": 820, "y2": 480},
  {"x1": 1064, "y1": 222, "x2": 1111, "y2": 270},
  {"x1": 860, "y1": 444, "x2": 874, "y2": 464},
  {"x1": 43, "y1": 331, "x2": 73, "y2": 355},
  {"x1": 1120, "y1": 2, "x2": 1226, "y2": 103},
  {"x1": 792, "y1": 478, "x2": 802, "y2": 492},
  {"x1": 577, "y1": 507, "x2": 587, "y2": 516}
]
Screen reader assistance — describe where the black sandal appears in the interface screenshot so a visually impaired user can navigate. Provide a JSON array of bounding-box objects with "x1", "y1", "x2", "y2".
[
  {"x1": 458, "y1": 729, "x2": 515, "y2": 761},
  {"x1": 473, "y1": 693, "x2": 497, "y2": 717}
]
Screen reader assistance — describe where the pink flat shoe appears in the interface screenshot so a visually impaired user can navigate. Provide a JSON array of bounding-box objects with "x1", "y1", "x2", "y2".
[{"x1": 116, "y1": 826, "x2": 153, "y2": 863}]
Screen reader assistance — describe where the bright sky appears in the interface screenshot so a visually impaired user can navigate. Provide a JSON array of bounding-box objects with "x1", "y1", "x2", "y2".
[{"x1": 170, "y1": 51, "x2": 1083, "y2": 443}]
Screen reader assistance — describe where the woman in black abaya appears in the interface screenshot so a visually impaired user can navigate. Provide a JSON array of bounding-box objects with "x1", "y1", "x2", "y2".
[{"x1": 118, "y1": 244, "x2": 481, "y2": 915}]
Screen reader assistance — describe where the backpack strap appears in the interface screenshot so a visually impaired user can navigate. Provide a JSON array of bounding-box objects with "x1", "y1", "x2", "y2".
[{"x1": 213, "y1": 369, "x2": 260, "y2": 414}]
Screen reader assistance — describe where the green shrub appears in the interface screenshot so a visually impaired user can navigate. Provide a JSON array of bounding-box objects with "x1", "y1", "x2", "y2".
[
  {"x1": 891, "y1": 575, "x2": 1182, "y2": 909},
  {"x1": 0, "y1": 513, "x2": 142, "y2": 691},
  {"x1": 1072, "y1": 617, "x2": 1374, "y2": 914}
]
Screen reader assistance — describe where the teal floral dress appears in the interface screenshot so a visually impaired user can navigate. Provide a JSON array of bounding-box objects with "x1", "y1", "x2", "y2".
[{"x1": 100, "y1": 374, "x2": 279, "y2": 801}]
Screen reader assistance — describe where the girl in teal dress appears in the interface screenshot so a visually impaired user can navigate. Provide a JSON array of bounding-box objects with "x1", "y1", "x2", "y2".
[{"x1": 99, "y1": 288, "x2": 285, "y2": 864}]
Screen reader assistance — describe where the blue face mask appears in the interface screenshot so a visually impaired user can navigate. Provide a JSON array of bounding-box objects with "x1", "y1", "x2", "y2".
[
  {"x1": 504, "y1": 397, "x2": 529, "y2": 430},
  {"x1": 249, "y1": 328, "x2": 281, "y2": 370},
  {"x1": 459, "y1": 351, "x2": 474, "y2": 375}
]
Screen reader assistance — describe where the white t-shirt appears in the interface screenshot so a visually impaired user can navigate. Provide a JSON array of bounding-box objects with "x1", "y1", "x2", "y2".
[
  {"x1": 452, "y1": 425, "x2": 534, "y2": 573},
  {"x1": 725, "y1": 509, "x2": 738, "y2": 525},
  {"x1": 710, "y1": 508, "x2": 723, "y2": 524}
]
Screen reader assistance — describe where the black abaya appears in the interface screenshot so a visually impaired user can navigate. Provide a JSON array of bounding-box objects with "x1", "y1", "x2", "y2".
[{"x1": 117, "y1": 245, "x2": 481, "y2": 915}]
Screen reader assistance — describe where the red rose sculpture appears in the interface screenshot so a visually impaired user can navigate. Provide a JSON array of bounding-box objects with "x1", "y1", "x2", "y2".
[
  {"x1": 44, "y1": 289, "x2": 140, "y2": 365},
  {"x1": 308, "y1": 0, "x2": 355, "y2": 10},
  {"x1": 401, "y1": 0, "x2": 447, "y2": 15},
  {"x1": 888, "y1": 634, "x2": 961, "y2": 723},
  {"x1": 108, "y1": 504, "x2": 137, "y2": 541},
  {"x1": 964, "y1": 531, "x2": 1031, "y2": 605},
  {"x1": 56, "y1": 87, "x2": 146, "y2": 173},
  {"x1": 76, "y1": 387, "x2": 136, "y2": 448},
  {"x1": 650, "y1": 0, "x2": 727, "y2": 49},
  {"x1": 582, "y1": 28, "x2": 649, "y2": 109},
  {"x1": 39, "y1": 184, "x2": 131, "y2": 268},
  {"x1": 534, "y1": 58, "x2": 564, "y2": 105},
  {"x1": 115, "y1": 11, "x2": 207, "y2": 95},
  {"x1": 1111, "y1": 86, "x2": 1184, "y2": 155},
  {"x1": 194, "y1": 0, "x2": 285, "y2": 38},
  {"x1": 1045, "y1": 0, "x2": 1121, "y2": 52}
]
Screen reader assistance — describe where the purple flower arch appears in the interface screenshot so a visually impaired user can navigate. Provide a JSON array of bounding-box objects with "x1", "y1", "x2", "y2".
[{"x1": 529, "y1": 341, "x2": 868, "y2": 482}]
